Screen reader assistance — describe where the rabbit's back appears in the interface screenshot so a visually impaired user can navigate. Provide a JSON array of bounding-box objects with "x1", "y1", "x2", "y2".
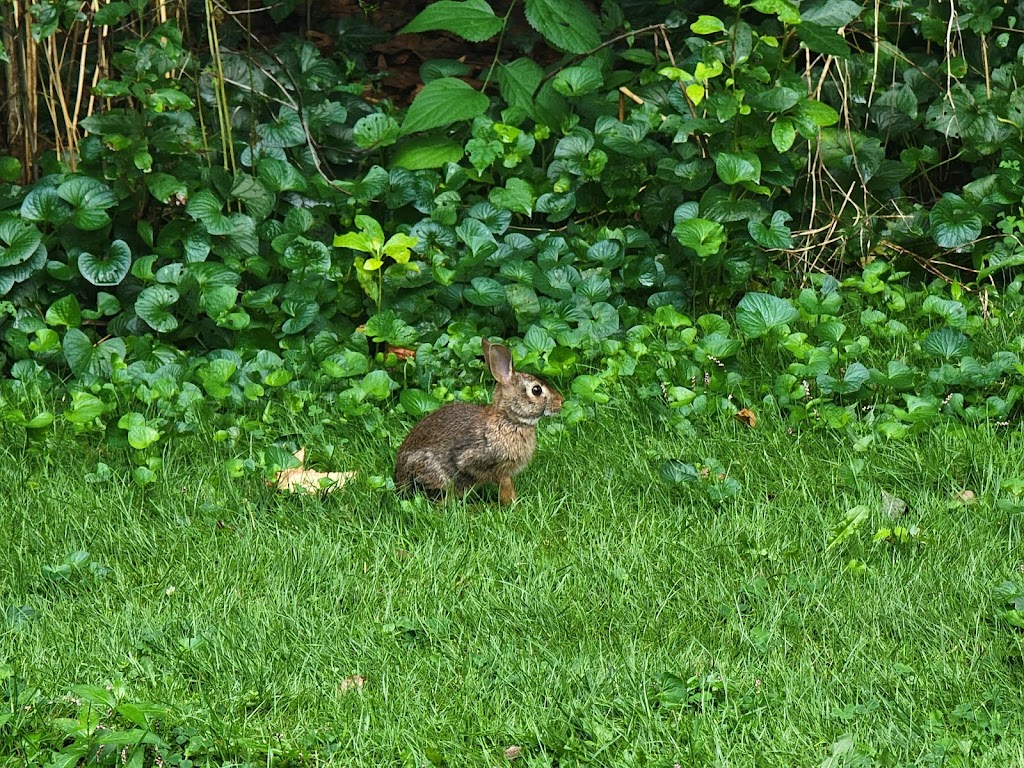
[
  {"x1": 393, "y1": 402, "x2": 487, "y2": 494},
  {"x1": 394, "y1": 402, "x2": 538, "y2": 496}
]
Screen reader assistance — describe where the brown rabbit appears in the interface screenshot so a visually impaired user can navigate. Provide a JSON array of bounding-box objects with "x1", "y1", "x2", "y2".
[{"x1": 394, "y1": 339, "x2": 563, "y2": 504}]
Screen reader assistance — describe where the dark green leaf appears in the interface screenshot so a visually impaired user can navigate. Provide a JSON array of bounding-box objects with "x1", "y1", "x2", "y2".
[
  {"x1": 524, "y1": 0, "x2": 601, "y2": 53},
  {"x1": 736, "y1": 292, "x2": 798, "y2": 337},
  {"x1": 135, "y1": 286, "x2": 180, "y2": 333},
  {"x1": 79, "y1": 240, "x2": 132, "y2": 286},
  {"x1": 400, "y1": 0, "x2": 504, "y2": 42},
  {"x1": 353, "y1": 113, "x2": 401, "y2": 149},
  {"x1": 400, "y1": 388, "x2": 442, "y2": 418},
  {"x1": 929, "y1": 194, "x2": 982, "y2": 249},
  {"x1": 673, "y1": 218, "x2": 726, "y2": 258},
  {"x1": 715, "y1": 152, "x2": 762, "y2": 185},
  {"x1": 400, "y1": 78, "x2": 490, "y2": 135}
]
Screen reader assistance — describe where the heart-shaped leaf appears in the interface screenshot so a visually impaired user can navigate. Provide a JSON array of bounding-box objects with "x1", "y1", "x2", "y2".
[
  {"x1": 79, "y1": 240, "x2": 132, "y2": 286},
  {"x1": 736, "y1": 292, "x2": 799, "y2": 337},
  {"x1": 673, "y1": 218, "x2": 726, "y2": 258},
  {"x1": 400, "y1": 78, "x2": 490, "y2": 135},
  {"x1": 135, "y1": 285, "x2": 180, "y2": 333},
  {"x1": 929, "y1": 193, "x2": 982, "y2": 249},
  {"x1": 715, "y1": 152, "x2": 762, "y2": 185}
]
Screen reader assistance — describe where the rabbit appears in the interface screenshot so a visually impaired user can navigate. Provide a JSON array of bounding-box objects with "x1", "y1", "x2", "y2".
[{"x1": 394, "y1": 338, "x2": 564, "y2": 504}]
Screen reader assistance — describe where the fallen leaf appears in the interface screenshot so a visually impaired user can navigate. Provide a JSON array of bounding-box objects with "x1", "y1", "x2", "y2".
[
  {"x1": 339, "y1": 674, "x2": 365, "y2": 693},
  {"x1": 270, "y1": 448, "x2": 356, "y2": 494},
  {"x1": 955, "y1": 489, "x2": 977, "y2": 504},
  {"x1": 881, "y1": 490, "x2": 908, "y2": 518},
  {"x1": 504, "y1": 745, "x2": 522, "y2": 761},
  {"x1": 387, "y1": 345, "x2": 416, "y2": 360},
  {"x1": 734, "y1": 408, "x2": 757, "y2": 428}
]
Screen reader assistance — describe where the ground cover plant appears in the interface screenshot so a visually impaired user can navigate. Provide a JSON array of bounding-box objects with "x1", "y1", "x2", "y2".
[{"x1": 3, "y1": 0, "x2": 1024, "y2": 764}]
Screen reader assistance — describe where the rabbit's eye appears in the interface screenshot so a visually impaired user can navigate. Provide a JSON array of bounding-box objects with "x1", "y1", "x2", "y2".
[{"x1": 531, "y1": 384, "x2": 543, "y2": 396}]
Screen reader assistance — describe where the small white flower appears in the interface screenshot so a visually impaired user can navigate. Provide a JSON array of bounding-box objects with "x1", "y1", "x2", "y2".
[{"x1": 165, "y1": 585, "x2": 176, "y2": 596}]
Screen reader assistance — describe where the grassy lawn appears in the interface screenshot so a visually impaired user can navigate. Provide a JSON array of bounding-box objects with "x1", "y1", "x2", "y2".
[{"x1": 2, "y1": 404, "x2": 1024, "y2": 766}]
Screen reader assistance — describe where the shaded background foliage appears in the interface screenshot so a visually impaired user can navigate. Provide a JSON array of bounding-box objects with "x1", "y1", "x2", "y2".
[{"x1": 0, "y1": 0, "x2": 1023, "y2": 454}]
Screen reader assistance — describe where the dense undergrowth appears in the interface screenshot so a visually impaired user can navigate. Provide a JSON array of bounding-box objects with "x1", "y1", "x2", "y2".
[{"x1": 1, "y1": 0, "x2": 1024, "y2": 472}]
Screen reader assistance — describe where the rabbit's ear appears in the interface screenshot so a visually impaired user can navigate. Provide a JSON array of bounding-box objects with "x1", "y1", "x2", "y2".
[{"x1": 483, "y1": 340, "x2": 513, "y2": 384}]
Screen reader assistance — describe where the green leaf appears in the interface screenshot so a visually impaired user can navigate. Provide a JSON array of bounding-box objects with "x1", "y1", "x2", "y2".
[
  {"x1": 258, "y1": 107, "x2": 306, "y2": 148},
  {"x1": 747, "y1": 87, "x2": 801, "y2": 112},
  {"x1": 661, "y1": 459, "x2": 700, "y2": 484},
  {"x1": 359, "y1": 369, "x2": 397, "y2": 400},
  {"x1": 391, "y1": 136, "x2": 465, "y2": 170},
  {"x1": 921, "y1": 295, "x2": 968, "y2": 329},
  {"x1": 186, "y1": 189, "x2": 223, "y2": 222},
  {"x1": 0, "y1": 220, "x2": 42, "y2": 269},
  {"x1": 921, "y1": 328, "x2": 972, "y2": 360},
  {"x1": 62, "y1": 328, "x2": 93, "y2": 376},
  {"x1": 400, "y1": 388, "x2": 442, "y2": 418},
  {"x1": 145, "y1": 173, "x2": 187, "y2": 203},
  {"x1": 230, "y1": 174, "x2": 274, "y2": 222},
  {"x1": 400, "y1": 0, "x2": 504, "y2": 42},
  {"x1": 21, "y1": 186, "x2": 71, "y2": 224},
  {"x1": 421, "y1": 59, "x2": 472, "y2": 81},
  {"x1": 464, "y1": 277, "x2": 506, "y2": 307},
  {"x1": 200, "y1": 285, "x2": 238, "y2": 319},
  {"x1": 825, "y1": 505, "x2": 870, "y2": 551},
  {"x1": 127, "y1": 425, "x2": 161, "y2": 450},
  {"x1": 798, "y1": 23, "x2": 852, "y2": 56},
  {"x1": 524, "y1": 0, "x2": 601, "y2": 54},
  {"x1": 551, "y1": 66, "x2": 604, "y2": 97},
  {"x1": 135, "y1": 286, "x2": 180, "y2": 333},
  {"x1": 771, "y1": 118, "x2": 797, "y2": 152},
  {"x1": 281, "y1": 238, "x2": 332, "y2": 274},
  {"x1": 281, "y1": 300, "x2": 319, "y2": 334},
  {"x1": 929, "y1": 193, "x2": 982, "y2": 249},
  {"x1": 715, "y1": 152, "x2": 762, "y2": 185},
  {"x1": 751, "y1": 0, "x2": 801, "y2": 23},
  {"x1": 798, "y1": 287, "x2": 842, "y2": 315},
  {"x1": 798, "y1": 99, "x2": 840, "y2": 127},
  {"x1": 353, "y1": 113, "x2": 401, "y2": 149},
  {"x1": 817, "y1": 361, "x2": 869, "y2": 395},
  {"x1": 498, "y1": 58, "x2": 566, "y2": 126},
  {"x1": 672, "y1": 218, "x2": 726, "y2": 258},
  {"x1": 258, "y1": 158, "x2": 307, "y2": 192},
  {"x1": 79, "y1": 240, "x2": 132, "y2": 286},
  {"x1": 736, "y1": 292, "x2": 799, "y2": 337},
  {"x1": 489, "y1": 178, "x2": 535, "y2": 216},
  {"x1": 747, "y1": 210, "x2": 793, "y2": 249},
  {"x1": 45, "y1": 295, "x2": 81, "y2": 329},
  {"x1": 400, "y1": 78, "x2": 490, "y2": 136},
  {"x1": 801, "y1": 0, "x2": 863, "y2": 27},
  {"x1": 364, "y1": 310, "x2": 418, "y2": 347},
  {"x1": 322, "y1": 350, "x2": 370, "y2": 379},
  {"x1": 0, "y1": 157, "x2": 22, "y2": 183},
  {"x1": 57, "y1": 176, "x2": 116, "y2": 230},
  {"x1": 65, "y1": 391, "x2": 106, "y2": 425},
  {"x1": 691, "y1": 15, "x2": 726, "y2": 34},
  {"x1": 93, "y1": 1, "x2": 131, "y2": 25}
]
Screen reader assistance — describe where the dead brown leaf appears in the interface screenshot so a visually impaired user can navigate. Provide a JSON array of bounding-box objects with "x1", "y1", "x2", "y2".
[
  {"x1": 504, "y1": 745, "x2": 522, "y2": 761},
  {"x1": 881, "y1": 490, "x2": 908, "y2": 518},
  {"x1": 339, "y1": 674, "x2": 365, "y2": 693},
  {"x1": 387, "y1": 345, "x2": 416, "y2": 361},
  {"x1": 734, "y1": 408, "x2": 757, "y2": 428},
  {"x1": 955, "y1": 489, "x2": 977, "y2": 504},
  {"x1": 270, "y1": 448, "x2": 356, "y2": 494}
]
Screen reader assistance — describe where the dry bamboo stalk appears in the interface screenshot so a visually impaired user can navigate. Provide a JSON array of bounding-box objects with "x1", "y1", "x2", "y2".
[{"x1": 71, "y1": 10, "x2": 95, "y2": 152}]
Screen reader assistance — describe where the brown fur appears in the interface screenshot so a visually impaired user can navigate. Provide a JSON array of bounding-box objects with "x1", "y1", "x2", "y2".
[{"x1": 394, "y1": 339, "x2": 563, "y2": 503}]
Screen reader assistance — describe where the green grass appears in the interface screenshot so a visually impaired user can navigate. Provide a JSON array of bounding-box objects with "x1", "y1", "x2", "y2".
[{"x1": 2, "y1": 403, "x2": 1024, "y2": 766}]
